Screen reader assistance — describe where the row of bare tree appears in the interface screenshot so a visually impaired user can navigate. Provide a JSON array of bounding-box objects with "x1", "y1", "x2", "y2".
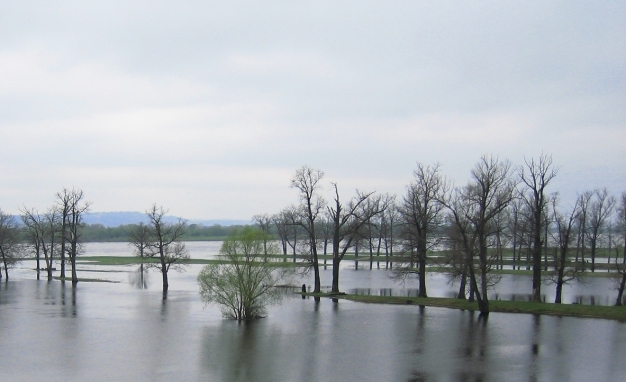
[
  {"x1": 16, "y1": 188, "x2": 90, "y2": 285},
  {"x1": 256, "y1": 155, "x2": 626, "y2": 313},
  {"x1": 4, "y1": 189, "x2": 188, "y2": 295}
]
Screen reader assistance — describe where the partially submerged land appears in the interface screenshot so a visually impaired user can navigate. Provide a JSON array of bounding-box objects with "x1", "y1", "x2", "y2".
[
  {"x1": 32, "y1": 253, "x2": 626, "y2": 322},
  {"x1": 310, "y1": 293, "x2": 626, "y2": 322}
]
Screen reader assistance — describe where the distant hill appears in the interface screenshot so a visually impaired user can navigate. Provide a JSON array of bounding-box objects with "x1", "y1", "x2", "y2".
[{"x1": 82, "y1": 211, "x2": 251, "y2": 227}]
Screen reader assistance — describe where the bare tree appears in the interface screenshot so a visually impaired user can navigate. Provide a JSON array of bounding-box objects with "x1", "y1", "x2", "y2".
[
  {"x1": 518, "y1": 153, "x2": 558, "y2": 302},
  {"x1": 317, "y1": 214, "x2": 333, "y2": 267},
  {"x1": 441, "y1": 193, "x2": 479, "y2": 301},
  {"x1": 327, "y1": 183, "x2": 388, "y2": 293},
  {"x1": 145, "y1": 204, "x2": 189, "y2": 294},
  {"x1": 279, "y1": 205, "x2": 302, "y2": 260},
  {"x1": 0, "y1": 210, "x2": 20, "y2": 280},
  {"x1": 614, "y1": 194, "x2": 626, "y2": 305},
  {"x1": 290, "y1": 166, "x2": 325, "y2": 293},
  {"x1": 548, "y1": 194, "x2": 582, "y2": 303},
  {"x1": 253, "y1": 213, "x2": 273, "y2": 255},
  {"x1": 20, "y1": 207, "x2": 45, "y2": 280},
  {"x1": 398, "y1": 163, "x2": 447, "y2": 297},
  {"x1": 41, "y1": 208, "x2": 62, "y2": 280},
  {"x1": 21, "y1": 207, "x2": 62, "y2": 281},
  {"x1": 379, "y1": 198, "x2": 399, "y2": 269},
  {"x1": 441, "y1": 155, "x2": 516, "y2": 314},
  {"x1": 65, "y1": 188, "x2": 91, "y2": 285},
  {"x1": 615, "y1": 263, "x2": 626, "y2": 306},
  {"x1": 617, "y1": 192, "x2": 626, "y2": 264},
  {"x1": 574, "y1": 191, "x2": 593, "y2": 264},
  {"x1": 271, "y1": 210, "x2": 290, "y2": 257},
  {"x1": 587, "y1": 188, "x2": 616, "y2": 272},
  {"x1": 56, "y1": 189, "x2": 72, "y2": 279}
]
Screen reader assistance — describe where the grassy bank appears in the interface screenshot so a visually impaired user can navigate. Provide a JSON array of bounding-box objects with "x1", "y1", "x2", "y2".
[
  {"x1": 75, "y1": 256, "x2": 303, "y2": 267},
  {"x1": 314, "y1": 293, "x2": 626, "y2": 321}
]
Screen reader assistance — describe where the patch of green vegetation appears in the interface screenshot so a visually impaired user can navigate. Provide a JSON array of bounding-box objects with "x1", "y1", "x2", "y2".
[
  {"x1": 76, "y1": 255, "x2": 305, "y2": 267},
  {"x1": 311, "y1": 294, "x2": 626, "y2": 321},
  {"x1": 77, "y1": 256, "x2": 160, "y2": 265}
]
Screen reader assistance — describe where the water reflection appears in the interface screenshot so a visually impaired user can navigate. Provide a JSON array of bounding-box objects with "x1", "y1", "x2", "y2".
[
  {"x1": 201, "y1": 320, "x2": 284, "y2": 381},
  {"x1": 1, "y1": 264, "x2": 625, "y2": 381},
  {"x1": 129, "y1": 265, "x2": 149, "y2": 289}
]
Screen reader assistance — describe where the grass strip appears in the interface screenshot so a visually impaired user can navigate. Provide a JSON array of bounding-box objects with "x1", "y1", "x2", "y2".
[
  {"x1": 76, "y1": 256, "x2": 304, "y2": 267},
  {"x1": 54, "y1": 276, "x2": 119, "y2": 283},
  {"x1": 312, "y1": 294, "x2": 626, "y2": 321}
]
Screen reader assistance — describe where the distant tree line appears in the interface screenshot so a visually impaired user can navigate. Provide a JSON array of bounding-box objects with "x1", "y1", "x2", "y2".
[
  {"x1": 255, "y1": 155, "x2": 626, "y2": 314},
  {"x1": 17, "y1": 187, "x2": 90, "y2": 285},
  {"x1": 80, "y1": 222, "x2": 247, "y2": 242}
]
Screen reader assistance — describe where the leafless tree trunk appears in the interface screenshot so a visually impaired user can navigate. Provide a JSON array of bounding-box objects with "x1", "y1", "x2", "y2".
[
  {"x1": 617, "y1": 192, "x2": 626, "y2": 264},
  {"x1": 587, "y1": 188, "x2": 616, "y2": 272},
  {"x1": 399, "y1": 163, "x2": 446, "y2": 297},
  {"x1": 380, "y1": 199, "x2": 398, "y2": 269},
  {"x1": 22, "y1": 205, "x2": 63, "y2": 281},
  {"x1": 519, "y1": 153, "x2": 558, "y2": 302},
  {"x1": 145, "y1": 204, "x2": 189, "y2": 294},
  {"x1": 327, "y1": 183, "x2": 388, "y2": 293},
  {"x1": 66, "y1": 189, "x2": 90, "y2": 286},
  {"x1": 56, "y1": 189, "x2": 72, "y2": 279},
  {"x1": 0, "y1": 210, "x2": 20, "y2": 280},
  {"x1": 21, "y1": 207, "x2": 45, "y2": 280},
  {"x1": 441, "y1": 155, "x2": 515, "y2": 314},
  {"x1": 291, "y1": 166, "x2": 326, "y2": 294},
  {"x1": 575, "y1": 191, "x2": 593, "y2": 264},
  {"x1": 253, "y1": 213, "x2": 273, "y2": 255},
  {"x1": 317, "y1": 214, "x2": 333, "y2": 267},
  {"x1": 271, "y1": 211, "x2": 289, "y2": 257},
  {"x1": 549, "y1": 194, "x2": 581, "y2": 303}
]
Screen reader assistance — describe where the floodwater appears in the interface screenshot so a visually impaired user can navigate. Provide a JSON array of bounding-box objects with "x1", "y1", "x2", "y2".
[{"x1": 1, "y1": 242, "x2": 625, "y2": 381}]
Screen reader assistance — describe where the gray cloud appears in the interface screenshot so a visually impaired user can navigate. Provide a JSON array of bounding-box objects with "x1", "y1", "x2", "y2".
[{"x1": 1, "y1": 1, "x2": 624, "y2": 219}]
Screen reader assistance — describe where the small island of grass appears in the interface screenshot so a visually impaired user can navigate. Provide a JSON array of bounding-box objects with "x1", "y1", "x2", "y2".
[{"x1": 301, "y1": 293, "x2": 626, "y2": 321}]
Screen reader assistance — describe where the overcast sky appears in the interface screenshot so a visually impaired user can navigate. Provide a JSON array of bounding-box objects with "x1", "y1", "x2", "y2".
[{"x1": 1, "y1": 1, "x2": 624, "y2": 220}]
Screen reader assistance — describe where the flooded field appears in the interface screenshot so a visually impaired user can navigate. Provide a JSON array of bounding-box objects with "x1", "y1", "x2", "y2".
[{"x1": 1, "y1": 242, "x2": 625, "y2": 381}]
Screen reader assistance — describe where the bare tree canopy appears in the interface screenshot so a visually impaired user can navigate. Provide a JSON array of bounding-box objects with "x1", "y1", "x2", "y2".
[
  {"x1": 56, "y1": 187, "x2": 91, "y2": 285},
  {"x1": 145, "y1": 204, "x2": 189, "y2": 294},
  {"x1": 441, "y1": 155, "x2": 516, "y2": 314},
  {"x1": 327, "y1": 182, "x2": 389, "y2": 293},
  {"x1": 252, "y1": 213, "x2": 273, "y2": 255},
  {"x1": 518, "y1": 153, "x2": 559, "y2": 302},
  {"x1": 586, "y1": 188, "x2": 616, "y2": 272},
  {"x1": 398, "y1": 162, "x2": 447, "y2": 297},
  {"x1": 0, "y1": 210, "x2": 20, "y2": 280},
  {"x1": 290, "y1": 166, "x2": 325, "y2": 293},
  {"x1": 548, "y1": 194, "x2": 582, "y2": 303}
]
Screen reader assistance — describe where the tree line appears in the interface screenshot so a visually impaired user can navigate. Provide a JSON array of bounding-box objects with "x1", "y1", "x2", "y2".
[
  {"x1": 81, "y1": 222, "x2": 245, "y2": 242},
  {"x1": 0, "y1": 189, "x2": 190, "y2": 296},
  {"x1": 255, "y1": 155, "x2": 626, "y2": 314},
  {"x1": 2, "y1": 156, "x2": 625, "y2": 314}
]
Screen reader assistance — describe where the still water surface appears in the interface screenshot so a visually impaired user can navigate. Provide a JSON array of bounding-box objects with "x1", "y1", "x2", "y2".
[{"x1": 0, "y1": 242, "x2": 624, "y2": 381}]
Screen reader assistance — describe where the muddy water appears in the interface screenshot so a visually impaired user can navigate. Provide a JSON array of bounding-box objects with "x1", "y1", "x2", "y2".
[{"x1": 1, "y1": 242, "x2": 624, "y2": 381}]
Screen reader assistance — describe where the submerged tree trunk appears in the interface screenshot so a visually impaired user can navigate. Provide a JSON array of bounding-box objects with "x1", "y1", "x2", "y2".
[
  {"x1": 616, "y1": 272, "x2": 626, "y2": 306},
  {"x1": 418, "y1": 241, "x2": 427, "y2": 298},
  {"x1": 458, "y1": 269, "x2": 467, "y2": 300}
]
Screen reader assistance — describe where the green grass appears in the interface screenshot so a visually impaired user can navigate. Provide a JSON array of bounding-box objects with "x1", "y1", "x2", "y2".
[
  {"x1": 309, "y1": 293, "x2": 626, "y2": 321},
  {"x1": 76, "y1": 256, "x2": 304, "y2": 267}
]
